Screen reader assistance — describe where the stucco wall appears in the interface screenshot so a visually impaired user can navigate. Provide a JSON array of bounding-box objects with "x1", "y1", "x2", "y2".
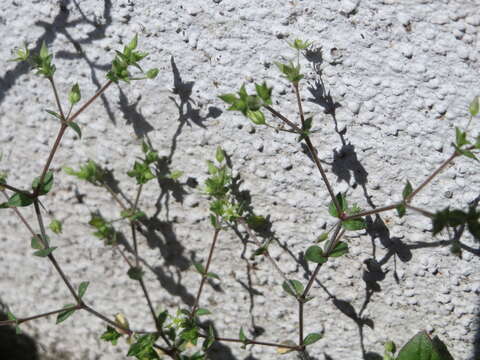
[{"x1": 0, "y1": 1, "x2": 479, "y2": 359}]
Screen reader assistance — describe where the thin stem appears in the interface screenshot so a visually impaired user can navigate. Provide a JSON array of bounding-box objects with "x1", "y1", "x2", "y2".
[
  {"x1": 68, "y1": 80, "x2": 113, "y2": 123},
  {"x1": 134, "y1": 183, "x2": 143, "y2": 210},
  {"x1": 82, "y1": 304, "x2": 151, "y2": 335},
  {"x1": 0, "y1": 183, "x2": 32, "y2": 197},
  {"x1": 405, "y1": 204, "x2": 435, "y2": 218},
  {"x1": 299, "y1": 301, "x2": 304, "y2": 347},
  {"x1": 238, "y1": 217, "x2": 290, "y2": 284},
  {"x1": 0, "y1": 305, "x2": 81, "y2": 326},
  {"x1": 33, "y1": 199, "x2": 81, "y2": 303},
  {"x1": 343, "y1": 203, "x2": 399, "y2": 220},
  {"x1": 293, "y1": 83, "x2": 305, "y2": 127},
  {"x1": 199, "y1": 334, "x2": 299, "y2": 349},
  {"x1": 48, "y1": 77, "x2": 66, "y2": 120},
  {"x1": 33, "y1": 123, "x2": 67, "y2": 197},
  {"x1": 103, "y1": 183, "x2": 129, "y2": 211},
  {"x1": 192, "y1": 226, "x2": 221, "y2": 314},
  {"x1": 406, "y1": 152, "x2": 458, "y2": 202},
  {"x1": 263, "y1": 105, "x2": 342, "y2": 215}
]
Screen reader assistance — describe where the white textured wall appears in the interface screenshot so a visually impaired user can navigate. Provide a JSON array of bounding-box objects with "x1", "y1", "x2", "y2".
[{"x1": 0, "y1": 1, "x2": 479, "y2": 359}]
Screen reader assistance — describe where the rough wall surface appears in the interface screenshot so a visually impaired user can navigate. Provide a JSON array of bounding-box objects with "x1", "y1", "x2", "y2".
[{"x1": 0, "y1": 0, "x2": 479, "y2": 359}]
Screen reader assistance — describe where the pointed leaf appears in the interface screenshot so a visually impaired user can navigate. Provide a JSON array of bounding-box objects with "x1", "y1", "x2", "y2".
[
  {"x1": 304, "y1": 332, "x2": 323, "y2": 346},
  {"x1": 33, "y1": 246, "x2": 57, "y2": 257},
  {"x1": 305, "y1": 245, "x2": 328, "y2": 264},
  {"x1": 282, "y1": 279, "x2": 304, "y2": 297},
  {"x1": 56, "y1": 304, "x2": 76, "y2": 324},
  {"x1": 469, "y1": 96, "x2": 479, "y2": 117},
  {"x1": 195, "y1": 308, "x2": 211, "y2": 317},
  {"x1": 329, "y1": 242, "x2": 348, "y2": 257},
  {"x1": 78, "y1": 281, "x2": 89, "y2": 299},
  {"x1": 67, "y1": 122, "x2": 82, "y2": 139}
]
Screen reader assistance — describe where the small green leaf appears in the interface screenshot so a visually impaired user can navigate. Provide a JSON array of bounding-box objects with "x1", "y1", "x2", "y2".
[
  {"x1": 396, "y1": 331, "x2": 454, "y2": 360},
  {"x1": 328, "y1": 193, "x2": 348, "y2": 218},
  {"x1": 396, "y1": 204, "x2": 406, "y2": 218},
  {"x1": 39, "y1": 41, "x2": 49, "y2": 59},
  {"x1": 45, "y1": 109, "x2": 62, "y2": 120},
  {"x1": 219, "y1": 93, "x2": 238, "y2": 104},
  {"x1": 31, "y1": 171, "x2": 54, "y2": 195},
  {"x1": 342, "y1": 218, "x2": 366, "y2": 231},
  {"x1": 67, "y1": 122, "x2": 82, "y2": 139},
  {"x1": 303, "y1": 332, "x2": 323, "y2": 346},
  {"x1": 454, "y1": 144, "x2": 479, "y2": 161},
  {"x1": 316, "y1": 232, "x2": 329, "y2": 243},
  {"x1": 215, "y1": 146, "x2": 225, "y2": 163},
  {"x1": 402, "y1": 180, "x2": 413, "y2": 200},
  {"x1": 31, "y1": 235, "x2": 43, "y2": 250},
  {"x1": 33, "y1": 246, "x2": 57, "y2": 257},
  {"x1": 255, "y1": 82, "x2": 273, "y2": 105},
  {"x1": 239, "y1": 327, "x2": 247, "y2": 343},
  {"x1": 246, "y1": 109, "x2": 266, "y2": 125},
  {"x1": 469, "y1": 96, "x2": 479, "y2": 117},
  {"x1": 384, "y1": 340, "x2": 396, "y2": 354},
  {"x1": 195, "y1": 308, "x2": 211, "y2": 317},
  {"x1": 49, "y1": 219, "x2": 63, "y2": 234},
  {"x1": 127, "y1": 35, "x2": 138, "y2": 51},
  {"x1": 68, "y1": 83, "x2": 81, "y2": 105},
  {"x1": 145, "y1": 68, "x2": 159, "y2": 79},
  {"x1": 127, "y1": 266, "x2": 144, "y2": 280},
  {"x1": 101, "y1": 326, "x2": 122, "y2": 345},
  {"x1": 56, "y1": 304, "x2": 76, "y2": 324},
  {"x1": 329, "y1": 242, "x2": 348, "y2": 257},
  {"x1": 78, "y1": 281, "x2": 89, "y2": 299},
  {"x1": 193, "y1": 262, "x2": 205, "y2": 275},
  {"x1": 289, "y1": 39, "x2": 313, "y2": 50},
  {"x1": 305, "y1": 246, "x2": 328, "y2": 264},
  {"x1": 206, "y1": 272, "x2": 220, "y2": 280},
  {"x1": 7, "y1": 311, "x2": 21, "y2": 334},
  {"x1": 203, "y1": 324, "x2": 216, "y2": 350},
  {"x1": 282, "y1": 279, "x2": 304, "y2": 297},
  {"x1": 3, "y1": 192, "x2": 33, "y2": 208}
]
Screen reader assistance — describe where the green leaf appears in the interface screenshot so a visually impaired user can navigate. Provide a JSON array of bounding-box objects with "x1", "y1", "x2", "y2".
[
  {"x1": 402, "y1": 180, "x2": 413, "y2": 200},
  {"x1": 31, "y1": 235, "x2": 43, "y2": 250},
  {"x1": 145, "y1": 68, "x2": 159, "y2": 79},
  {"x1": 215, "y1": 146, "x2": 225, "y2": 163},
  {"x1": 127, "y1": 334, "x2": 158, "y2": 358},
  {"x1": 396, "y1": 203, "x2": 406, "y2": 218},
  {"x1": 255, "y1": 82, "x2": 273, "y2": 105},
  {"x1": 219, "y1": 93, "x2": 238, "y2": 105},
  {"x1": 126, "y1": 34, "x2": 138, "y2": 51},
  {"x1": 203, "y1": 325, "x2": 216, "y2": 351},
  {"x1": 289, "y1": 39, "x2": 313, "y2": 50},
  {"x1": 239, "y1": 327, "x2": 247, "y2": 343},
  {"x1": 469, "y1": 96, "x2": 479, "y2": 117},
  {"x1": 101, "y1": 326, "x2": 122, "y2": 345},
  {"x1": 305, "y1": 245, "x2": 328, "y2": 264},
  {"x1": 78, "y1": 281, "x2": 89, "y2": 299},
  {"x1": 455, "y1": 127, "x2": 469, "y2": 148},
  {"x1": 316, "y1": 232, "x2": 329, "y2": 243},
  {"x1": 68, "y1": 83, "x2": 81, "y2": 105},
  {"x1": 206, "y1": 272, "x2": 220, "y2": 280},
  {"x1": 328, "y1": 193, "x2": 348, "y2": 218},
  {"x1": 193, "y1": 262, "x2": 205, "y2": 275},
  {"x1": 49, "y1": 219, "x2": 63, "y2": 234},
  {"x1": 303, "y1": 332, "x2": 323, "y2": 346},
  {"x1": 7, "y1": 311, "x2": 21, "y2": 334},
  {"x1": 120, "y1": 209, "x2": 146, "y2": 221},
  {"x1": 157, "y1": 310, "x2": 168, "y2": 328},
  {"x1": 56, "y1": 304, "x2": 76, "y2": 324},
  {"x1": 67, "y1": 122, "x2": 82, "y2": 139},
  {"x1": 384, "y1": 340, "x2": 396, "y2": 354},
  {"x1": 396, "y1": 331, "x2": 454, "y2": 360},
  {"x1": 33, "y1": 246, "x2": 57, "y2": 257},
  {"x1": 246, "y1": 109, "x2": 266, "y2": 125},
  {"x1": 329, "y1": 242, "x2": 348, "y2": 257},
  {"x1": 127, "y1": 266, "x2": 144, "y2": 281},
  {"x1": 342, "y1": 218, "x2": 366, "y2": 231},
  {"x1": 168, "y1": 170, "x2": 183, "y2": 180},
  {"x1": 39, "y1": 41, "x2": 49, "y2": 59},
  {"x1": 282, "y1": 279, "x2": 304, "y2": 297},
  {"x1": 454, "y1": 144, "x2": 479, "y2": 161},
  {"x1": 31, "y1": 171, "x2": 54, "y2": 195},
  {"x1": 45, "y1": 109, "x2": 62, "y2": 120},
  {"x1": 3, "y1": 192, "x2": 33, "y2": 208},
  {"x1": 195, "y1": 308, "x2": 211, "y2": 317}
]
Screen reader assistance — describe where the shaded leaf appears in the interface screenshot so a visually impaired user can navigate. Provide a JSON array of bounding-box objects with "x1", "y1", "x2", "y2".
[
  {"x1": 305, "y1": 245, "x2": 328, "y2": 264},
  {"x1": 329, "y1": 242, "x2": 348, "y2": 257},
  {"x1": 56, "y1": 304, "x2": 76, "y2": 324}
]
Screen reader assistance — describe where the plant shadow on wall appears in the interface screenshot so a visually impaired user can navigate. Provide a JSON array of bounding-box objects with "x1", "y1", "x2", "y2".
[
  {"x1": 1, "y1": 31, "x2": 479, "y2": 360},
  {"x1": 1, "y1": 1, "x2": 115, "y2": 121}
]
